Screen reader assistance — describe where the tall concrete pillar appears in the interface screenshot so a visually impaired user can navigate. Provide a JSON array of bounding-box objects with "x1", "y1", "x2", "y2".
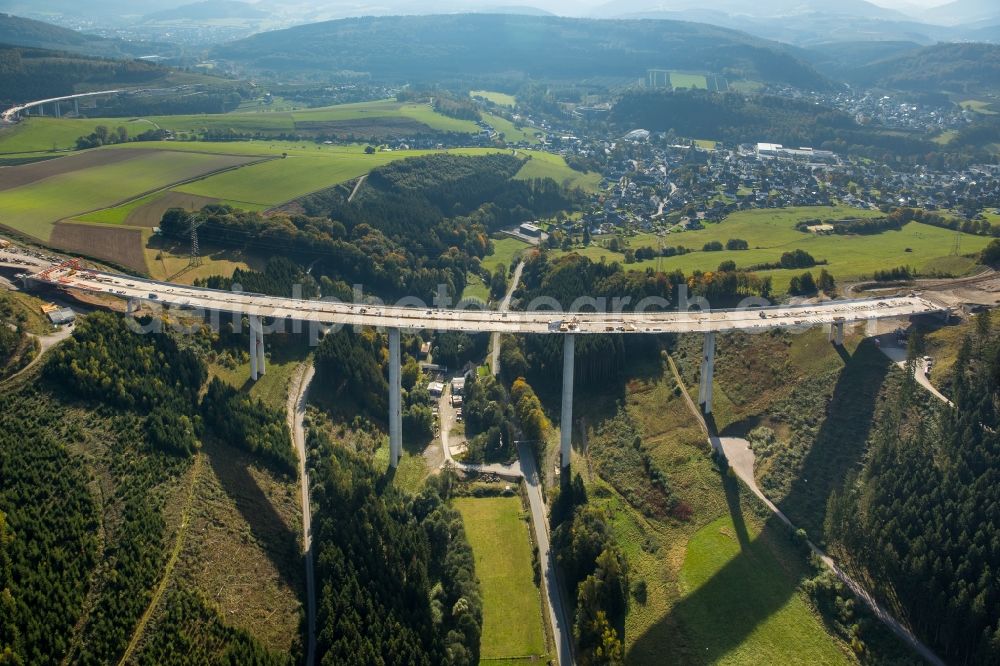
[
  {"x1": 74, "y1": 99, "x2": 79, "y2": 116},
  {"x1": 388, "y1": 327, "x2": 402, "y2": 468},
  {"x1": 829, "y1": 322, "x2": 845, "y2": 346},
  {"x1": 249, "y1": 315, "x2": 260, "y2": 381},
  {"x1": 698, "y1": 332, "x2": 716, "y2": 415},
  {"x1": 257, "y1": 324, "x2": 266, "y2": 377},
  {"x1": 560, "y1": 334, "x2": 575, "y2": 471},
  {"x1": 53, "y1": 102, "x2": 60, "y2": 118}
]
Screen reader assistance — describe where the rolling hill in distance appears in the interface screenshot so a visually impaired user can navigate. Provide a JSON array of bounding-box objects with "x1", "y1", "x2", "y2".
[
  {"x1": 141, "y1": 0, "x2": 270, "y2": 22},
  {"x1": 842, "y1": 42, "x2": 1000, "y2": 93},
  {"x1": 212, "y1": 13, "x2": 832, "y2": 88},
  {"x1": 0, "y1": 12, "x2": 169, "y2": 58}
]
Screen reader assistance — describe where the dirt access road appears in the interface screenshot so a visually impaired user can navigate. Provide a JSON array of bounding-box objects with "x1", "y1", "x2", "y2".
[
  {"x1": 664, "y1": 354, "x2": 945, "y2": 666},
  {"x1": 287, "y1": 363, "x2": 317, "y2": 666}
]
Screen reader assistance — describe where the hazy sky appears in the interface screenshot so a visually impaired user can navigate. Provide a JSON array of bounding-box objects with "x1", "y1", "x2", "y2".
[{"x1": 865, "y1": 0, "x2": 949, "y2": 7}]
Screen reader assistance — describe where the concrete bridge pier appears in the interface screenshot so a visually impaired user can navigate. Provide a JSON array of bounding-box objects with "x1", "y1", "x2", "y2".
[
  {"x1": 74, "y1": 99, "x2": 79, "y2": 116},
  {"x1": 698, "y1": 331, "x2": 716, "y2": 415},
  {"x1": 388, "y1": 327, "x2": 402, "y2": 468},
  {"x1": 249, "y1": 315, "x2": 265, "y2": 381},
  {"x1": 560, "y1": 333, "x2": 575, "y2": 473},
  {"x1": 828, "y1": 322, "x2": 845, "y2": 346},
  {"x1": 53, "y1": 102, "x2": 61, "y2": 118}
]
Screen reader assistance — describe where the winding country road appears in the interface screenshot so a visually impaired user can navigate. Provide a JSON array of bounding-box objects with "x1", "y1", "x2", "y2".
[
  {"x1": 518, "y1": 441, "x2": 573, "y2": 666},
  {"x1": 875, "y1": 332, "x2": 954, "y2": 406},
  {"x1": 287, "y1": 363, "x2": 317, "y2": 666}
]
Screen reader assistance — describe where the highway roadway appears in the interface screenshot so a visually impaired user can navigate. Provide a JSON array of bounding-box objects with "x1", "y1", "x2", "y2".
[
  {"x1": 30, "y1": 262, "x2": 944, "y2": 335},
  {"x1": 2, "y1": 90, "x2": 123, "y2": 122}
]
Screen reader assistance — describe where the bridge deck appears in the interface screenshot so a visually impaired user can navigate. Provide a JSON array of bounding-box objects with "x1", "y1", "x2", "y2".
[{"x1": 30, "y1": 265, "x2": 943, "y2": 335}]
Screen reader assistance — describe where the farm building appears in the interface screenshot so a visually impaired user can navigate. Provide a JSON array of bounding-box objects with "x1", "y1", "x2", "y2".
[
  {"x1": 428, "y1": 381, "x2": 445, "y2": 397},
  {"x1": 519, "y1": 222, "x2": 542, "y2": 237}
]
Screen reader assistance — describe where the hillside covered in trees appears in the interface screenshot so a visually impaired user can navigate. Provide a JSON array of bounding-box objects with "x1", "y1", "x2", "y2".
[
  {"x1": 826, "y1": 316, "x2": 1000, "y2": 664},
  {"x1": 165, "y1": 153, "x2": 581, "y2": 301},
  {"x1": 0, "y1": 44, "x2": 245, "y2": 109},
  {"x1": 1, "y1": 312, "x2": 295, "y2": 664},
  {"x1": 213, "y1": 14, "x2": 830, "y2": 89},
  {"x1": 842, "y1": 42, "x2": 1000, "y2": 94},
  {"x1": 0, "y1": 12, "x2": 162, "y2": 59},
  {"x1": 308, "y1": 429, "x2": 482, "y2": 665}
]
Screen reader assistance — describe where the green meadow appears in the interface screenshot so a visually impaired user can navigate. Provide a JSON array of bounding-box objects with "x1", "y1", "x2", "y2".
[
  {"x1": 471, "y1": 90, "x2": 517, "y2": 107},
  {"x1": 483, "y1": 237, "x2": 531, "y2": 274},
  {"x1": 568, "y1": 206, "x2": 989, "y2": 292},
  {"x1": 454, "y1": 497, "x2": 547, "y2": 661},
  {"x1": 88, "y1": 146, "x2": 503, "y2": 213},
  {"x1": 577, "y1": 352, "x2": 858, "y2": 665},
  {"x1": 484, "y1": 112, "x2": 541, "y2": 144},
  {"x1": 670, "y1": 516, "x2": 852, "y2": 665},
  {"x1": 0, "y1": 117, "x2": 157, "y2": 154},
  {"x1": 0, "y1": 100, "x2": 483, "y2": 154},
  {"x1": 515, "y1": 150, "x2": 602, "y2": 192}
]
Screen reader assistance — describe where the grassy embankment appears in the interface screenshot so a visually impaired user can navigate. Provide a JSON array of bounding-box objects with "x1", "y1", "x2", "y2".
[{"x1": 572, "y1": 349, "x2": 860, "y2": 664}]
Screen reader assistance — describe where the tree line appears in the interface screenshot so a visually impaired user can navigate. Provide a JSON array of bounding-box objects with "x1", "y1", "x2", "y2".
[
  {"x1": 552, "y1": 477, "x2": 629, "y2": 664},
  {"x1": 825, "y1": 313, "x2": 1000, "y2": 664},
  {"x1": 308, "y1": 429, "x2": 482, "y2": 665}
]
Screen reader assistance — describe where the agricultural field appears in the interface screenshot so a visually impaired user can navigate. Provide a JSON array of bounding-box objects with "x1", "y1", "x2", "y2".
[
  {"x1": 471, "y1": 90, "x2": 517, "y2": 107},
  {"x1": 453, "y1": 496, "x2": 547, "y2": 662},
  {"x1": 515, "y1": 150, "x2": 602, "y2": 193},
  {"x1": 0, "y1": 100, "x2": 482, "y2": 154},
  {"x1": 50, "y1": 222, "x2": 148, "y2": 272},
  {"x1": 0, "y1": 149, "x2": 258, "y2": 240},
  {"x1": 0, "y1": 140, "x2": 510, "y2": 273},
  {"x1": 570, "y1": 206, "x2": 990, "y2": 292},
  {"x1": 0, "y1": 106, "x2": 593, "y2": 276}
]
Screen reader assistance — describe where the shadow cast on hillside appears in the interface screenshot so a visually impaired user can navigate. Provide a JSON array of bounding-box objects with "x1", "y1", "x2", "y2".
[
  {"x1": 777, "y1": 338, "x2": 892, "y2": 539},
  {"x1": 626, "y1": 473, "x2": 806, "y2": 665},
  {"x1": 205, "y1": 438, "x2": 302, "y2": 590},
  {"x1": 833, "y1": 340, "x2": 851, "y2": 364}
]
